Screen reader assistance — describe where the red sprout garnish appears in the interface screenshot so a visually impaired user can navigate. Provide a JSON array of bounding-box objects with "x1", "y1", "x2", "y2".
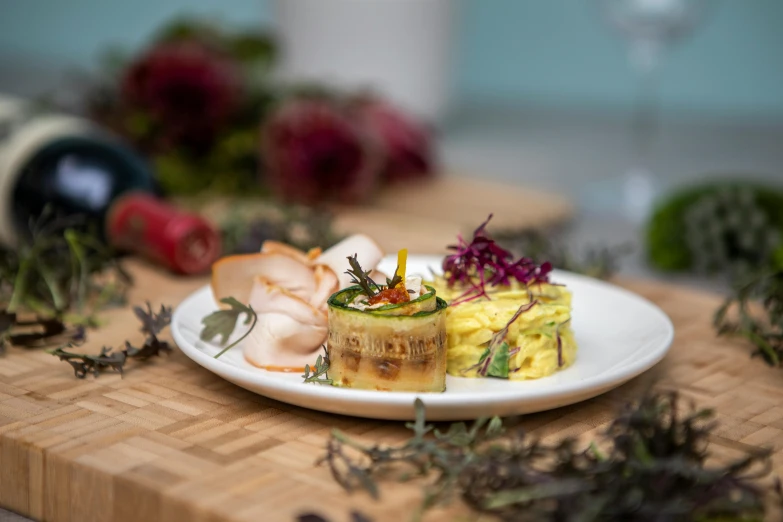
[{"x1": 443, "y1": 214, "x2": 552, "y2": 304}]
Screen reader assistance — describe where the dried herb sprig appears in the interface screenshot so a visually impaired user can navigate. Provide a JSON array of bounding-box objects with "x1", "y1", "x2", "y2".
[
  {"x1": 200, "y1": 297, "x2": 257, "y2": 359},
  {"x1": 345, "y1": 254, "x2": 379, "y2": 298},
  {"x1": 50, "y1": 344, "x2": 128, "y2": 379},
  {"x1": 385, "y1": 269, "x2": 403, "y2": 290},
  {"x1": 0, "y1": 312, "x2": 86, "y2": 353},
  {"x1": 714, "y1": 269, "x2": 783, "y2": 366},
  {"x1": 296, "y1": 512, "x2": 372, "y2": 522},
  {"x1": 321, "y1": 391, "x2": 775, "y2": 521},
  {"x1": 126, "y1": 302, "x2": 173, "y2": 360},
  {"x1": 494, "y1": 228, "x2": 632, "y2": 280},
  {"x1": 219, "y1": 203, "x2": 343, "y2": 256},
  {"x1": 302, "y1": 346, "x2": 332, "y2": 385},
  {"x1": 50, "y1": 301, "x2": 172, "y2": 378},
  {"x1": 321, "y1": 398, "x2": 504, "y2": 511}
]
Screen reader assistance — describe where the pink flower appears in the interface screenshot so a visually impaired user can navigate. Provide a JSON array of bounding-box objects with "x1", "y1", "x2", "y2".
[
  {"x1": 122, "y1": 41, "x2": 240, "y2": 150},
  {"x1": 261, "y1": 97, "x2": 380, "y2": 206},
  {"x1": 353, "y1": 97, "x2": 435, "y2": 183}
]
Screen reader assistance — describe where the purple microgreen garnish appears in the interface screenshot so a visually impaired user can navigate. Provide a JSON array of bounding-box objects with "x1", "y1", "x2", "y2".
[{"x1": 443, "y1": 214, "x2": 552, "y2": 303}]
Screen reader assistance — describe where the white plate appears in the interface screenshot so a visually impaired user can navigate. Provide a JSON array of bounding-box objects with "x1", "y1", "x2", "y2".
[{"x1": 171, "y1": 255, "x2": 674, "y2": 420}]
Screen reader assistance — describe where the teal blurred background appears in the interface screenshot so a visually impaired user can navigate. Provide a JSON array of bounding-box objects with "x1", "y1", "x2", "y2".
[{"x1": 0, "y1": 0, "x2": 781, "y2": 121}]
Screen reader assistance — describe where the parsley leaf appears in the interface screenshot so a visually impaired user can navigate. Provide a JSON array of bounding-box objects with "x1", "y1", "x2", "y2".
[{"x1": 200, "y1": 297, "x2": 257, "y2": 359}]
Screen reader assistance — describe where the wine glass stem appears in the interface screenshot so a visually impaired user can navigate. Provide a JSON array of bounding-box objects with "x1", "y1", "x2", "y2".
[{"x1": 630, "y1": 39, "x2": 662, "y2": 170}]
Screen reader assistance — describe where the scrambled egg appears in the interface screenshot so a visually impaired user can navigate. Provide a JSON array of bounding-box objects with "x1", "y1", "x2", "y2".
[{"x1": 428, "y1": 278, "x2": 577, "y2": 380}]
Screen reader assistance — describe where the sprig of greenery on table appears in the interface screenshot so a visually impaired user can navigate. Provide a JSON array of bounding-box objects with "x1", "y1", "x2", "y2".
[
  {"x1": 49, "y1": 302, "x2": 172, "y2": 378},
  {"x1": 715, "y1": 269, "x2": 783, "y2": 367},
  {"x1": 218, "y1": 203, "x2": 343, "y2": 256},
  {"x1": 0, "y1": 210, "x2": 132, "y2": 353},
  {"x1": 647, "y1": 182, "x2": 783, "y2": 280},
  {"x1": 321, "y1": 391, "x2": 776, "y2": 521},
  {"x1": 495, "y1": 228, "x2": 632, "y2": 280}
]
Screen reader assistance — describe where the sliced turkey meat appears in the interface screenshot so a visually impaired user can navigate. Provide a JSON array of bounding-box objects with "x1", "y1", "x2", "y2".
[
  {"x1": 243, "y1": 277, "x2": 329, "y2": 369},
  {"x1": 315, "y1": 234, "x2": 384, "y2": 289},
  {"x1": 211, "y1": 252, "x2": 316, "y2": 305}
]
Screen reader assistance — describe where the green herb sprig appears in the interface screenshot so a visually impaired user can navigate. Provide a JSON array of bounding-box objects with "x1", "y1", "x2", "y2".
[
  {"x1": 49, "y1": 302, "x2": 172, "y2": 378},
  {"x1": 0, "y1": 209, "x2": 131, "y2": 353},
  {"x1": 50, "y1": 344, "x2": 128, "y2": 378},
  {"x1": 200, "y1": 297, "x2": 257, "y2": 358},
  {"x1": 345, "y1": 254, "x2": 379, "y2": 298},
  {"x1": 495, "y1": 228, "x2": 632, "y2": 280},
  {"x1": 296, "y1": 512, "x2": 372, "y2": 522},
  {"x1": 385, "y1": 264, "x2": 403, "y2": 290},
  {"x1": 219, "y1": 203, "x2": 342, "y2": 255},
  {"x1": 302, "y1": 346, "x2": 332, "y2": 385},
  {"x1": 715, "y1": 269, "x2": 783, "y2": 366},
  {"x1": 321, "y1": 391, "x2": 775, "y2": 521}
]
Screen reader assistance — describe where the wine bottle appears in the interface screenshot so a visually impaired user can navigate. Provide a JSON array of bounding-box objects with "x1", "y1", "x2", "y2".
[{"x1": 0, "y1": 94, "x2": 221, "y2": 274}]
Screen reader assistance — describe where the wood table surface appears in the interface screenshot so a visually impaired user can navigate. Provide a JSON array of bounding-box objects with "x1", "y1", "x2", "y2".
[
  {"x1": 1, "y1": 179, "x2": 781, "y2": 521},
  {"x1": 181, "y1": 176, "x2": 575, "y2": 255},
  {"x1": 1, "y1": 260, "x2": 782, "y2": 522}
]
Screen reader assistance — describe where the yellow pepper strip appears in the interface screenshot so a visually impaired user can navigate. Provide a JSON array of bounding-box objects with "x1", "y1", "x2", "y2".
[{"x1": 396, "y1": 248, "x2": 408, "y2": 283}]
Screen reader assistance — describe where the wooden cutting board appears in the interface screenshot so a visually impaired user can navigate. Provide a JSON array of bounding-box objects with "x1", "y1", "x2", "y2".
[
  {"x1": 330, "y1": 176, "x2": 575, "y2": 253},
  {"x1": 1, "y1": 259, "x2": 782, "y2": 522},
  {"x1": 180, "y1": 175, "x2": 574, "y2": 255}
]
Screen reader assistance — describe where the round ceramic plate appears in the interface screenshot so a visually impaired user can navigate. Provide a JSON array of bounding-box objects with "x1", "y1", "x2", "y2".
[{"x1": 171, "y1": 255, "x2": 674, "y2": 421}]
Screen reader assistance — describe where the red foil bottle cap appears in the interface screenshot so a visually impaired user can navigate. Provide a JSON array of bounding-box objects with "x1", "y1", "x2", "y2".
[{"x1": 106, "y1": 193, "x2": 221, "y2": 275}]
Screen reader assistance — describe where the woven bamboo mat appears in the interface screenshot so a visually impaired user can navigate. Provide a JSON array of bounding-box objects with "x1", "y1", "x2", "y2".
[{"x1": 1, "y1": 259, "x2": 782, "y2": 522}]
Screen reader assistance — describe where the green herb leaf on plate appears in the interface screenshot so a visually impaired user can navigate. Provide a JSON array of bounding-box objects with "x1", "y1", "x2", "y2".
[
  {"x1": 302, "y1": 346, "x2": 333, "y2": 385},
  {"x1": 345, "y1": 254, "x2": 378, "y2": 297},
  {"x1": 200, "y1": 297, "x2": 257, "y2": 359},
  {"x1": 485, "y1": 342, "x2": 510, "y2": 379}
]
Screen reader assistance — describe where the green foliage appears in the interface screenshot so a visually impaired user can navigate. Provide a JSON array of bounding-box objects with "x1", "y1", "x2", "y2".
[
  {"x1": 646, "y1": 181, "x2": 783, "y2": 273},
  {"x1": 86, "y1": 16, "x2": 277, "y2": 199},
  {"x1": 154, "y1": 16, "x2": 276, "y2": 70},
  {"x1": 153, "y1": 124, "x2": 264, "y2": 197},
  {"x1": 49, "y1": 301, "x2": 172, "y2": 378},
  {"x1": 0, "y1": 210, "x2": 130, "y2": 322},
  {"x1": 322, "y1": 391, "x2": 775, "y2": 521},
  {"x1": 495, "y1": 228, "x2": 631, "y2": 280},
  {"x1": 345, "y1": 254, "x2": 379, "y2": 297},
  {"x1": 715, "y1": 270, "x2": 783, "y2": 367},
  {"x1": 200, "y1": 297, "x2": 257, "y2": 359},
  {"x1": 302, "y1": 347, "x2": 332, "y2": 385}
]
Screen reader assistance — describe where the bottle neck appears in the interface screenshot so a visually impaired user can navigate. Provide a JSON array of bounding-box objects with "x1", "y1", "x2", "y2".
[
  {"x1": 0, "y1": 95, "x2": 221, "y2": 274},
  {"x1": 106, "y1": 193, "x2": 221, "y2": 274}
]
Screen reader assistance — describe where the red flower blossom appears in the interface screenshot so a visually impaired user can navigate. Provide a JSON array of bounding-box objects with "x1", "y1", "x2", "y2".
[
  {"x1": 353, "y1": 97, "x2": 435, "y2": 183},
  {"x1": 261, "y1": 97, "x2": 380, "y2": 206},
  {"x1": 122, "y1": 41, "x2": 240, "y2": 150}
]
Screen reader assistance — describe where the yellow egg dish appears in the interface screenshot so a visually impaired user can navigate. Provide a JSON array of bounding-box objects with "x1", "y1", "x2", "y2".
[{"x1": 427, "y1": 278, "x2": 576, "y2": 380}]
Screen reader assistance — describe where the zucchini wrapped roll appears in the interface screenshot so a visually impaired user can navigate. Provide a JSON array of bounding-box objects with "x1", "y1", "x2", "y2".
[{"x1": 327, "y1": 285, "x2": 448, "y2": 392}]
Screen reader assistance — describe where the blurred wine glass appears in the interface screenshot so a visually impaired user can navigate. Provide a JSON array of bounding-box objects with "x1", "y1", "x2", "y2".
[{"x1": 596, "y1": 0, "x2": 715, "y2": 222}]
